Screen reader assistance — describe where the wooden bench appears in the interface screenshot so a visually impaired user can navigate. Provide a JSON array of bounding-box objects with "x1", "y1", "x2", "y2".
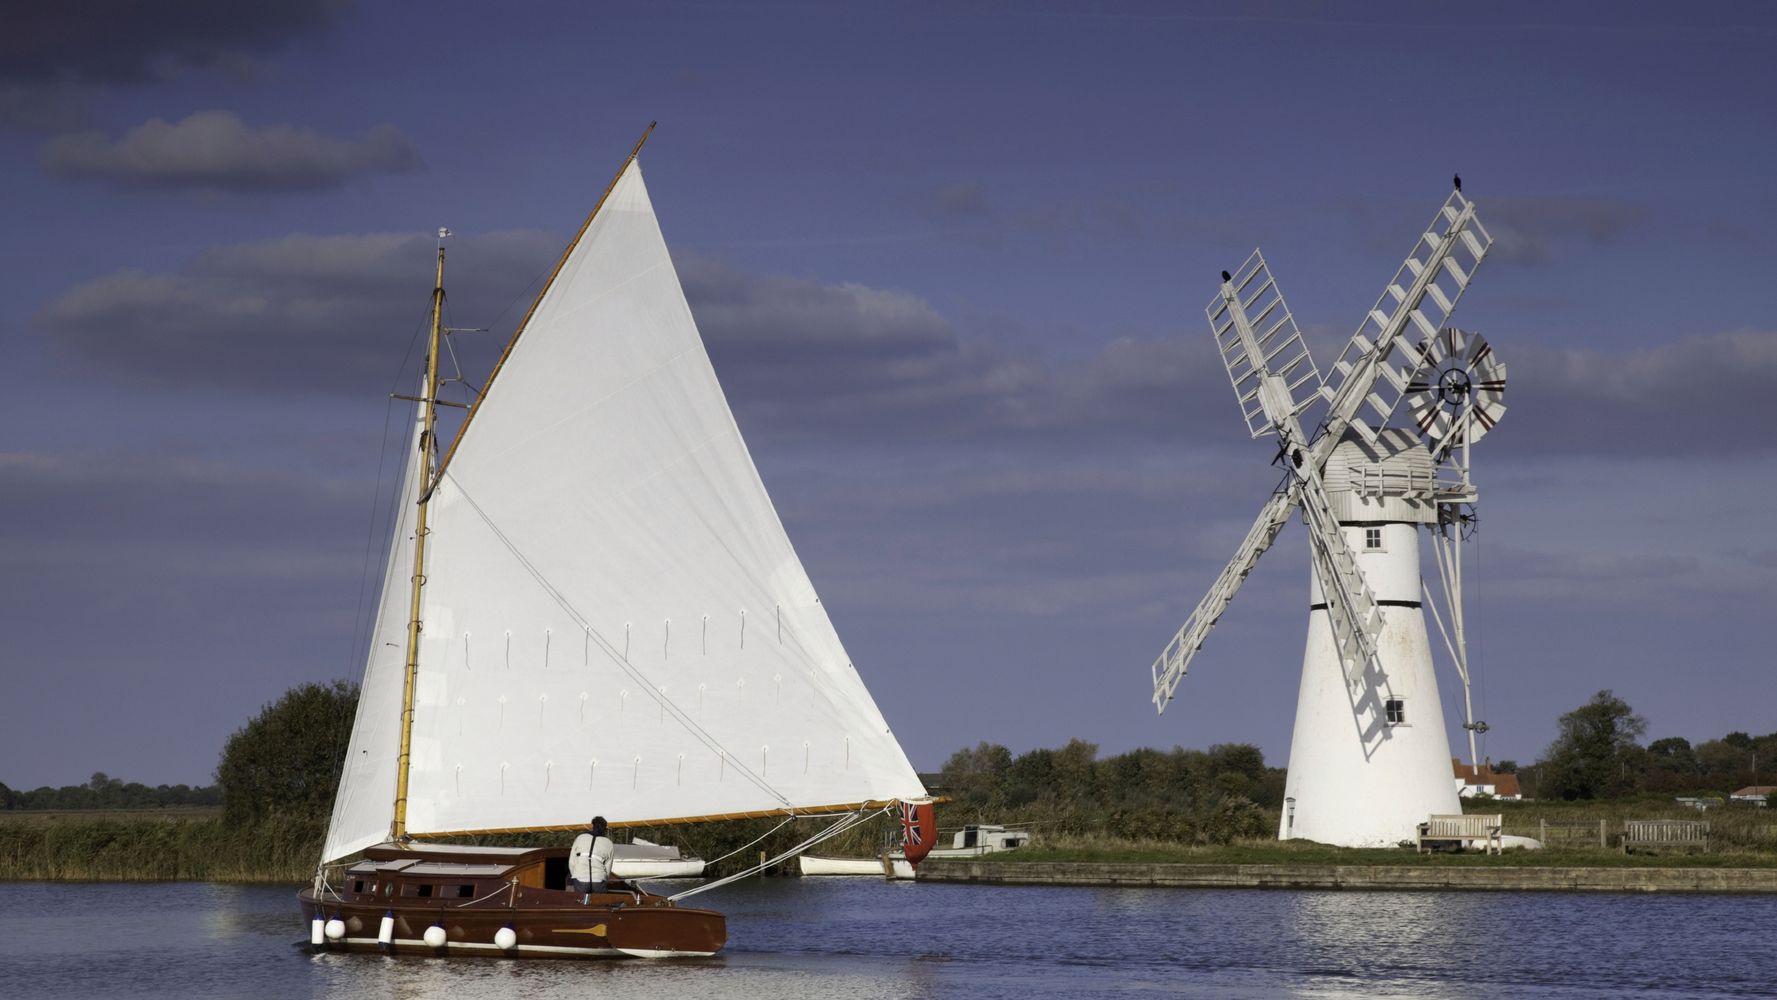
[
  {"x1": 1417, "y1": 813, "x2": 1502, "y2": 854},
  {"x1": 1623, "y1": 819, "x2": 1709, "y2": 854}
]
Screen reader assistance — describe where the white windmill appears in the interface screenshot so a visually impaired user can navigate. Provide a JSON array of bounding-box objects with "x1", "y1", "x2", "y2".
[{"x1": 1149, "y1": 180, "x2": 1508, "y2": 848}]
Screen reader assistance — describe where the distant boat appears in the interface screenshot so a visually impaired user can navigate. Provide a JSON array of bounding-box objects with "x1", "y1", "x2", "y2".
[
  {"x1": 611, "y1": 839, "x2": 705, "y2": 880},
  {"x1": 798, "y1": 854, "x2": 897, "y2": 877},
  {"x1": 800, "y1": 824, "x2": 1032, "y2": 879},
  {"x1": 296, "y1": 125, "x2": 933, "y2": 960}
]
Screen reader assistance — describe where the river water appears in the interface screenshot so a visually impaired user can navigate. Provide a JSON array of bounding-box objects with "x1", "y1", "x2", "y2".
[{"x1": 0, "y1": 878, "x2": 1768, "y2": 999}]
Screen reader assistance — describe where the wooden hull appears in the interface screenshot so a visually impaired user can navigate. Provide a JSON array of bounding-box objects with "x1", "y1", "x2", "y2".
[{"x1": 297, "y1": 886, "x2": 725, "y2": 959}]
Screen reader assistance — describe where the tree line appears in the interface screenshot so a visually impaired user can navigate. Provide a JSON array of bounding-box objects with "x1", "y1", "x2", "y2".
[
  {"x1": 1, "y1": 680, "x2": 354, "y2": 822},
  {"x1": 1507, "y1": 689, "x2": 1777, "y2": 802},
  {"x1": 934, "y1": 738, "x2": 1286, "y2": 843},
  {"x1": 10, "y1": 683, "x2": 1766, "y2": 827},
  {"x1": 0, "y1": 773, "x2": 221, "y2": 811}
]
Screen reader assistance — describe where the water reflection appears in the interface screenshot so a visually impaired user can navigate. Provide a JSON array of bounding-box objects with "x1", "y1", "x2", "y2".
[
  {"x1": 1281, "y1": 891, "x2": 1476, "y2": 999},
  {"x1": 302, "y1": 950, "x2": 950, "y2": 1000},
  {"x1": 2, "y1": 879, "x2": 1774, "y2": 999}
]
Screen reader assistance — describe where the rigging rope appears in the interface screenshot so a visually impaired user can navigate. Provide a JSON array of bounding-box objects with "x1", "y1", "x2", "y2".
[
  {"x1": 344, "y1": 299, "x2": 435, "y2": 682},
  {"x1": 667, "y1": 805, "x2": 888, "y2": 902},
  {"x1": 700, "y1": 814, "x2": 796, "y2": 867}
]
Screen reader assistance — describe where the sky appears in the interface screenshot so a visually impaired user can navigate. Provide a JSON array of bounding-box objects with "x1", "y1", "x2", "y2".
[{"x1": 2, "y1": 0, "x2": 1774, "y2": 789}]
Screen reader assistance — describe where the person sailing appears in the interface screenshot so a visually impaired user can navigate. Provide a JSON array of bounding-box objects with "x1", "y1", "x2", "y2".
[{"x1": 570, "y1": 815, "x2": 615, "y2": 898}]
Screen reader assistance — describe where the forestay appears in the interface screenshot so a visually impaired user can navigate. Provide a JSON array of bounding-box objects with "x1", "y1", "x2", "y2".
[{"x1": 323, "y1": 160, "x2": 924, "y2": 862}]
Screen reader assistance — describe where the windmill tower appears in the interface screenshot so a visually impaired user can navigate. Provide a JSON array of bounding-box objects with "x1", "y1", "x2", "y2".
[{"x1": 1149, "y1": 183, "x2": 1508, "y2": 847}]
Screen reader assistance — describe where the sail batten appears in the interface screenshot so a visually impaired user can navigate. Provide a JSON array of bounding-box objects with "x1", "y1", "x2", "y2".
[{"x1": 318, "y1": 157, "x2": 923, "y2": 861}]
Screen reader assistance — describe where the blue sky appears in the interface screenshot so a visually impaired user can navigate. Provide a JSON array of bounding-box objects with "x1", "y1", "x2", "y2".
[{"x1": 3, "y1": 1, "x2": 1774, "y2": 788}]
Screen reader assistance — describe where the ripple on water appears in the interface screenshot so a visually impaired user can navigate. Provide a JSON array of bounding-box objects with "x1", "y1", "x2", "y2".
[{"x1": 0, "y1": 879, "x2": 1770, "y2": 999}]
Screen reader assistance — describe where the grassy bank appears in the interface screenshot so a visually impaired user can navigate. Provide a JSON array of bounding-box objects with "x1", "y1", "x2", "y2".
[
  {"x1": 984, "y1": 799, "x2": 1777, "y2": 868},
  {"x1": 983, "y1": 835, "x2": 1777, "y2": 868},
  {"x1": 1492, "y1": 798, "x2": 1777, "y2": 849}
]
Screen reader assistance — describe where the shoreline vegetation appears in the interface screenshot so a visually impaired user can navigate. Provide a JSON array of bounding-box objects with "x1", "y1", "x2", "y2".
[
  {"x1": 6, "y1": 685, "x2": 1771, "y2": 884},
  {"x1": 5, "y1": 797, "x2": 1774, "y2": 884},
  {"x1": 0, "y1": 810, "x2": 322, "y2": 882}
]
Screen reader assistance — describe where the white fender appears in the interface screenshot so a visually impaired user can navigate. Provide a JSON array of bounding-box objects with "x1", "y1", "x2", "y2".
[
  {"x1": 494, "y1": 926, "x2": 518, "y2": 950},
  {"x1": 423, "y1": 924, "x2": 448, "y2": 948},
  {"x1": 377, "y1": 913, "x2": 395, "y2": 946},
  {"x1": 324, "y1": 918, "x2": 346, "y2": 941},
  {"x1": 310, "y1": 917, "x2": 325, "y2": 947}
]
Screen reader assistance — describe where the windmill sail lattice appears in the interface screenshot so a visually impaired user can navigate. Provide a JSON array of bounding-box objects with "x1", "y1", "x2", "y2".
[
  {"x1": 1323, "y1": 191, "x2": 1493, "y2": 445},
  {"x1": 1152, "y1": 487, "x2": 1296, "y2": 708},
  {"x1": 1148, "y1": 181, "x2": 1504, "y2": 848},
  {"x1": 1212, "y1": 252, "x2": 1324, "y2": 440}
]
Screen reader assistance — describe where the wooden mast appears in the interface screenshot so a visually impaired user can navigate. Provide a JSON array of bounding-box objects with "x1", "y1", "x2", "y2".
[{"x1": 392, "y1": 239, "x2": 448, "y2": 842}]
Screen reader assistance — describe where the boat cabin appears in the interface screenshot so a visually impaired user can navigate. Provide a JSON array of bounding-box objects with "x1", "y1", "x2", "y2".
[
  {"x1": 952, "y1": 824, "x2": 1030, "y2": 852},
  {"x1": 337, "y1": 843, "x2": 602, "y2": 904}
]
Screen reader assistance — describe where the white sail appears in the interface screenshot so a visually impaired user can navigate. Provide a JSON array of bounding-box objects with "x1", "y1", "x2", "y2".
[
  {"x1": 322, "y1": 401, "x2": 426, "y2": 862},
  {"x1": 378, "y1": 159, "x2": 924, "y2": 839}
]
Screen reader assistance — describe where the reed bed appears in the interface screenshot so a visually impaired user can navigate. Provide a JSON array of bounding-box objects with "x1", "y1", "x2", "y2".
[{"x1": 0, "y1": 812, "x2": 323, "y2": 882}]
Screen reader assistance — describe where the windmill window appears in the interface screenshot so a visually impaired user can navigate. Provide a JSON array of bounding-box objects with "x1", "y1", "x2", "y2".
[
  {"x1": 1385, "y1": 698, "x2": 1406, "y2": 725},
  {"x1": 1364, "y1": 527, "x2": 1384, "y2": 551}
]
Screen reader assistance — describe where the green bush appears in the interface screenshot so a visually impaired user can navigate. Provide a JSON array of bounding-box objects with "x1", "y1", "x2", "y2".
[{"x1": 216, "y1": 681, "x2": 357, "y2": 826}]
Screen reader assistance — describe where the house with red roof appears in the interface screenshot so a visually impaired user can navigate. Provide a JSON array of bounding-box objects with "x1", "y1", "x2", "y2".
[
  {"x1": 1730, "y1": 786, "x2": 1775, "y2": 806},
  {"x1": 1452, "y1": 758, "x2": 1522, "y2": 800}
]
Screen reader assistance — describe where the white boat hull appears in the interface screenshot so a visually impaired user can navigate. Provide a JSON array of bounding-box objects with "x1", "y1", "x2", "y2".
[
  {"x1": 611, "y1": 858, "x2": 706, "y2": 880},
  {"x1": 799, "y1": 851, "x2": 998, "y2": 879},
  {"x1": 799, "y1": 854, "x2": 889, "y2": 876}
]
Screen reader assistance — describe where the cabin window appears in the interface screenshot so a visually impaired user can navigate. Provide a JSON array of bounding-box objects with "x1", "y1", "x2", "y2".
[
  {"x1": 417, "y1": 884, "x2": 434, "y2": 898},
  {"x1": 1385, "y1": 698, "x2": 1406, "y2": 725},
  {"x1": 1364, "y1": 527, "x2": 1384, "y2": 551},
  {"x1": 457, "y1": 884, "x2": 475, "y2": 898},
  {"x1": 383, "y1": 882, "x2": 394, "y2": 899},
  {"x1": 353, "y1": 880, "x2": 365, "y2": 893}
]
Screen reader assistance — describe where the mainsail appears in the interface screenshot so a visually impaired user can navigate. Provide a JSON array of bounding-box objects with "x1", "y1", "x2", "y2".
[{"x1": 322, "y1": 158, "x2": 925, "y2": 863}]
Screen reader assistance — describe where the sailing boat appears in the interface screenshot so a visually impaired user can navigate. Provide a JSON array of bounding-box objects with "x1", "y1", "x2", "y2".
[{"x1": 298, "y1": 125, "x2": 934, "y2": 959}]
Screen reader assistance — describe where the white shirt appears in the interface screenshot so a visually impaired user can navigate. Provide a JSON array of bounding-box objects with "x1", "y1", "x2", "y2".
[{"x1": 570, "y1": 833, "x2": 614, "y2": 882}]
